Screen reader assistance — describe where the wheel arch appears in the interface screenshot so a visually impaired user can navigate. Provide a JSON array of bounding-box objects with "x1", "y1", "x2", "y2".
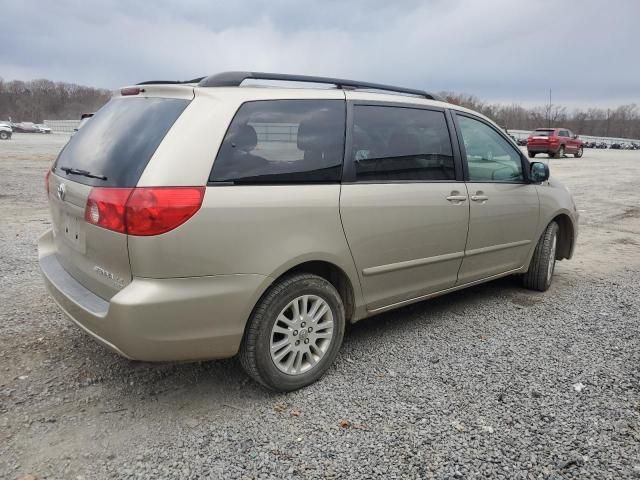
[
  {"x1": 523, "y1": 209, "x2": 576, "y2": 271},
  {"x1": 257, "y1": 255, "x2": 365, "y2": 325},
  {"x1": 282, "y1": 260, "x2": 357, "y2": 323},
  {"x1": 551, "y1": 213, "x2": 575, "y2": 260}
]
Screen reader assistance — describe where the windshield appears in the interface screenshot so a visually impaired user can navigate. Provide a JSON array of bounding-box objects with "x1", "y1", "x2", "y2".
[{"x1": 54, "y1": 97, "x2": 190, "y2": 187}]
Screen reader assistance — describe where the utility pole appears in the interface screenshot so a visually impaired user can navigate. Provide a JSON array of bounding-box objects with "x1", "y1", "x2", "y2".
[{"x1": 547, "y1": 88, "x2": 552, "y2": 128}]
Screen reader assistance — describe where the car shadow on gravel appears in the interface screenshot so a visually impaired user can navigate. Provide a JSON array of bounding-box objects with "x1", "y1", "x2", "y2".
[
  {"x1": 46, "y1": 274, "x2": 539, "y2": 408},
  {"x1": 344, "y1": 275, "x2": 527, "y2": 344}
]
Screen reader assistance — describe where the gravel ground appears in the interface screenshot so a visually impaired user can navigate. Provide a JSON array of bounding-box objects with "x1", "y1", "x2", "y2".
[{"x1": 1, "y1": 133, "x2": 639, "y2": 479}]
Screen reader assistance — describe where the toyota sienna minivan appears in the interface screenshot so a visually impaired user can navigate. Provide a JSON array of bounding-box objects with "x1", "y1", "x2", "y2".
[{"x1": 39, "y1": 72, "x2": 578, "y2": 391}]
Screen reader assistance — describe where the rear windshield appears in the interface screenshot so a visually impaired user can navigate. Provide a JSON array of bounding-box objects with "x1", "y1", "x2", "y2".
[
  {"x1": 532, "y1": 130, "x2": 554, "y2": 136},
  {"x1": 54, "y1": 97, "x2": 190, "y2": 187}
]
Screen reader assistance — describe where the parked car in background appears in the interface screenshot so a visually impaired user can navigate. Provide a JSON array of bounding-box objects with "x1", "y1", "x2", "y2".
[
  {"x1": 527, "y1": 128, "x2": 583, "y2": 159},
  {"x1": 39, "y1": 71, "x2": 578, "y2": 391},
  {"x1": 34, "y1": 124, "x2": 52, "y2": 134},
  {"x1": 0, "y1": 122, "x2": 12, "y2": 140},
  {"x1": 13, "y1": 122, "x2": 40, "y2": 133}
]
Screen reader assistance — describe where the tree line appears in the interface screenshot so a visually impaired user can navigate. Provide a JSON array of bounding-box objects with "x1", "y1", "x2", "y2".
[
  {"x1": 441, "y1": 92, "x2": 640, "y2": 139},
  {"x1": 0, "y1": 78, "x2": 111, "y2": 123},
  {"x1": 1, "y1": 78, "x2": 638, "y2": 139}
]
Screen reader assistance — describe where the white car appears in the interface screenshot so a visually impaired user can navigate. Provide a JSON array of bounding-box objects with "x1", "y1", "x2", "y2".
[
  {"x1": 0, "y1": 122, "x2": 12, "y2": 140},
  {"x1": 35, "y1": 124, "x2": 52, "y2": 134}
]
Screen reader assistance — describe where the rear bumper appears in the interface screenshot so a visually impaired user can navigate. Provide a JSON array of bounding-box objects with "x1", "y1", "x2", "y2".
[
  {"x1": 38, "y1": 229, "x2": 270, "y2": 361},
  {"x1": 527, "y1": 144, "x2": 557, "y2": 153}
]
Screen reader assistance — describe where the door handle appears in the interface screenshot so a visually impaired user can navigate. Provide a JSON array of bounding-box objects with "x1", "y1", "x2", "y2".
[
  {"x1": 471, "y1": 195, "x2": 489, "y2": 202},
  {"x1": 446, "y1": 195, "x2": 467, "y2": 202}
]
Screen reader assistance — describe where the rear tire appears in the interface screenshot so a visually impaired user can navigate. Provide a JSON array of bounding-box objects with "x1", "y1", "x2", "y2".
[
  {"x1": 528, "y1": 151, "x2": 536, "y2": 158},
  {"x1": 522, "y1": 221, "x2": 559, "y2": 291},
  {"x1": 574, "y1": 146, "x2": 583, "y2": 158},
  {"x1": 553, "y1": 146, "x2": 565, "y2": 159},
  {"x1": 239, "y1": 273, "x2": 345, "y2": 391}
]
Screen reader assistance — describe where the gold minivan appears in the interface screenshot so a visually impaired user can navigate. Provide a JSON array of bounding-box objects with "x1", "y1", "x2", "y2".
[{"x1": 39, "y1": 72, "x2": 578, "y2": 391}]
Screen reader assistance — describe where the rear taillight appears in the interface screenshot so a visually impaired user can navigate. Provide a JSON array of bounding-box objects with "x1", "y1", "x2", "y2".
[
  {"x1": 85, "y1": 187, "x2": 132, "y2": 233},
  {"x1": 126, "y1": 187, "x2": 205, "y2": 236},
  {"x1": 45, "y1": 169, "x2": 51, "y2": 195},
  {"x1": 84, "y1": 187, "x2": 205, "y2": 236}
]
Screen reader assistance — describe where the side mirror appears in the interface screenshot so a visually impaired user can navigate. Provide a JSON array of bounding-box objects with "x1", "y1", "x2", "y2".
[
  {"x1": 530, "y1": 162, "x2": 549, "y2": 183},
  {"x1": 573, "y1": 134, "x2": 579, "y2": 139}
]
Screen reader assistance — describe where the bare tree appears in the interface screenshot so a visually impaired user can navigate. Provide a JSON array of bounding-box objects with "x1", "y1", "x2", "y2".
[
  {"x1": 0, "y1": 78, "x2": 111, "y2": 123},
  {"x1": 440, "y1": 91, "x2": 639, "y2": 139},
  {"x1": 1, "y1": 78, "x2": 638, "y2": 139}
]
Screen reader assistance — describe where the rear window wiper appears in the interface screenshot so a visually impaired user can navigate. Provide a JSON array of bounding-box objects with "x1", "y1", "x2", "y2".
[{"x1": 60, "y1": 167, "x2": 108, "y2": 181}]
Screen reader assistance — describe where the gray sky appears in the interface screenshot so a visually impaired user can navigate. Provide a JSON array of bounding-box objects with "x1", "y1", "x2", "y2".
[{"x1": 1, "y1": 0, "x2": 638, "y2": 108}]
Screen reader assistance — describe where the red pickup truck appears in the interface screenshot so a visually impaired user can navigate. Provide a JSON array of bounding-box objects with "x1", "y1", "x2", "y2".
[{"x1": 527, "y1": 128, "x2": 583, "y2": 159}]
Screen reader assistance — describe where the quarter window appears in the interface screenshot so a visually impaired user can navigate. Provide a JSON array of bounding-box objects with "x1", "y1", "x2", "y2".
[
  {"x1": 210, "y1": 100, "x2": 345, "y2": 184},
  {"x1": 457, "y1": 115, "x2": 524, "y2": 182},
  {"x1": 351, "y1": 106, "x2": 455, "y2": 181}
]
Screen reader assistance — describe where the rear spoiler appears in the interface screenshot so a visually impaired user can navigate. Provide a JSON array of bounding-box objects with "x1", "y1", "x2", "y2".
[{"x1": 136, "y1": 78, "x2": 204, "y2": 86}]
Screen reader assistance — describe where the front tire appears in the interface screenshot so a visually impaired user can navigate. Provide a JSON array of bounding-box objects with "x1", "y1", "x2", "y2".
[
  {"x1": 574, "y1": 146, "x2": 583, "y2": 158},
  {"x1": 522, "y1": 221, "x2": 559, "y2": 291},
  {"x1": 0, "y1": 131, "x2": 8, "y2": 140},
  {"x1": 239, "y1": 273, "x2": 345, "y2": 391}
]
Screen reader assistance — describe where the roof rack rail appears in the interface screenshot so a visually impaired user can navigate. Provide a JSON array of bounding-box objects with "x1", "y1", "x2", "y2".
[
  {"x1": 136, "y1": 77, "x2": 205, "y2": 86},
  {"x1": 197, "y1": 71, "x2": 443, "y2": 101}
]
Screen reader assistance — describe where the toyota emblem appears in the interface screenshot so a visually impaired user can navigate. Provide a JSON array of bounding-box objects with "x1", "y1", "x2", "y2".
[{"x1": 57, "y1": 183, "x2": 66, "y2": 201}]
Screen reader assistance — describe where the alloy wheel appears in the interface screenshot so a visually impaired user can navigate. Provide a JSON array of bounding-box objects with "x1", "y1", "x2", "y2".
[{"x1": 270, "y1": 295, "x2": 334, "y2": 375}]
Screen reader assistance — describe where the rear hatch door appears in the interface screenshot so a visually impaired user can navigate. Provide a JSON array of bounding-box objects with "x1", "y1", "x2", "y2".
[
  {"x1": 529, "y1": 129, "x2": 554, "y2": 145},
  {"x1": 47, "y1": 90, "x2": 192, "y2": 299}
]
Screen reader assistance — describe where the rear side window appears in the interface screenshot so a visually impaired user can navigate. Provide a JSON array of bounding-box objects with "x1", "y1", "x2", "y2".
[
  {"x1": 210, "y1": 100, "x2": 345, "y2": 184},
  {"x1": 54, "y1": 97, "x2": 190, "y2": 187},
  {"x1": 350, "y1": 106, "x2": 455, "y2": 181}
]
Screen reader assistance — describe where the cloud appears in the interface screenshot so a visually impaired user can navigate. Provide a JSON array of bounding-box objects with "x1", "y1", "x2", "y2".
[{"x1": 1, "y1": 0, "x2": 638, "y2": 106}]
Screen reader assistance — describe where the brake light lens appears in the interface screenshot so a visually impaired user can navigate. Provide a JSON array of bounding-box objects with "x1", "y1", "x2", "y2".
[
  {"x1": 84, "y1": 187, "x2": 205, "y2": 236},
  {"x1": 120, "y1": 87, "x2": 144, "y2": 96},
  {"x1": 85, "y1": 188, "x2": 132, "y2": 233},
  {"x1": 126, "y1": 187, "x2": 205, "y2": 236}
]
